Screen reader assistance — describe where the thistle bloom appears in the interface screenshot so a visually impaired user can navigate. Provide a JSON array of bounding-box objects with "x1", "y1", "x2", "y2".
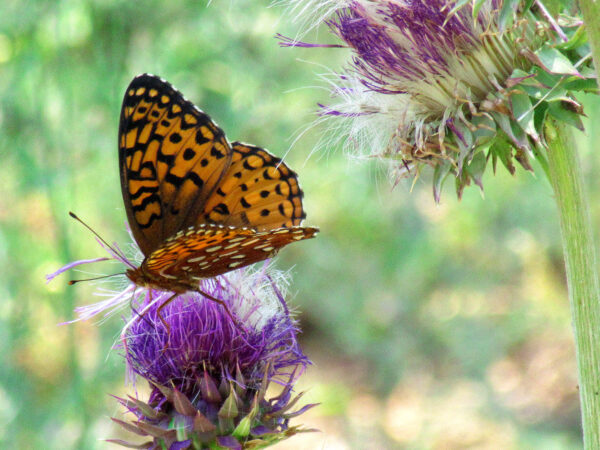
[
  {"x1": 47, "y1": 235, "x2": 315, "y2": 448},
  {"x1": 280, "y1": 0, "x2": 595, "y2": 199},
  {"x1": 110, "y1": 272, "x2": 314, "y2": 449}
]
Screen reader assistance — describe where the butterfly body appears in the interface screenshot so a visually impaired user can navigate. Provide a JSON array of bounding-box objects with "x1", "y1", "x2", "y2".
[{"x1": 119, "y1": 74, "x2": 317, "y2": 293}]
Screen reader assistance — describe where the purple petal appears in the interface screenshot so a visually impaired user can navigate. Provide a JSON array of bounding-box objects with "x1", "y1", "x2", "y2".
[
  {"x1": 45, "y1": 257, "x2": 110, "y2": 283},
  {"x1": 216, "y1": 436, "x2": 242, "y2": 449},
  {"x1": 169, "y1": 440, "x2": 192, "y2": 450}
]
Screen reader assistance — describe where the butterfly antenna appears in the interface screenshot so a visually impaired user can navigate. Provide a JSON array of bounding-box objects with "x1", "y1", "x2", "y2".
[
  {"x1": 69, "y1": 212, "x2": 125, "y2": 259},
  {"x1": 69, "y1": 272, "x2": 126, "y2": 285}
]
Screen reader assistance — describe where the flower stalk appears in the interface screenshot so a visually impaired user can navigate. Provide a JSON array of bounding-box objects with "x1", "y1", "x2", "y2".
[{"x1": 545, "y1": 118, "x2": 600, "y2": 448}]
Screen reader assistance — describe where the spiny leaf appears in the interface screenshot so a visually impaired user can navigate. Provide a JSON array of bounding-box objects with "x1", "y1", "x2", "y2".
[
  {"x1": 531, "y1": 46, "x2": 581, "y2": 76},
  {"x1": 111, "y1": 418, "x2": 150, "y2": 437},
  {"x1": 199, "y1": 370, "x2": 222, "y2": 404},
  {"x1": 218, "y1": 387, "x2": 239, "y2": 420},
  {"x1": 127, "y1": 396, "x2": 162, "y2": 420},
  {"x1": 193, "y1": 410, "x2": 217, "y2": 434},
  {"x1": 172, "y1": 388, "x2": 197, "y2": 417},
  {"x1": 104, "y1": 439, "x2": 153, "y2": 449}
]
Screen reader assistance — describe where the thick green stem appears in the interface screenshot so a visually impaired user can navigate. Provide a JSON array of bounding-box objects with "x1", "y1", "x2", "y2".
[
  {"x1": 545, "y1": 118, "x2": 600, "y2": 447},
  {"x1": 579, "y1": 0, "x2": 600, "y2": 78}
]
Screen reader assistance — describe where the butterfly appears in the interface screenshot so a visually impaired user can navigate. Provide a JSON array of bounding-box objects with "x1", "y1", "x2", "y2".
[{"x1": 118, "y1": 74, "x2": 318, "y2": 301}]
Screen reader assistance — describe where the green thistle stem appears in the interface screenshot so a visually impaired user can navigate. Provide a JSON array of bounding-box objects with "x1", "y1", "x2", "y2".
[
  {"x1": 545, "y1": 118, "x2": 600, "y2": 448},
  {"x1": 579, "y1": 0, "x2": 600, "y2": 78}
]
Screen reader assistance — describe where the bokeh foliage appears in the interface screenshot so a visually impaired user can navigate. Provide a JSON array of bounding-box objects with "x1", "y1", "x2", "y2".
[{"x1": 1, "y1": 0, "x2": 597, "y2": 448}]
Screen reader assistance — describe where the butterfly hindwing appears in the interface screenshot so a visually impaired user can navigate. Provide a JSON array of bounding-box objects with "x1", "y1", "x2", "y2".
[
  {"x1": 202, "y1": 142, "x2": 306, "y2": 230},
  {"x1": 119, "y1": 74, "x2": 233, "y2": 256},
  {"x1": 143, "y1": 224, "x2": 319, "y2": 282}
]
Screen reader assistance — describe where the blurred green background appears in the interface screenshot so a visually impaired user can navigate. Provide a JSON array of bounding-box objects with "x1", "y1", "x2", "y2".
[{"x1": 1, "y1": 0, "x2": 598, "y2": 448}]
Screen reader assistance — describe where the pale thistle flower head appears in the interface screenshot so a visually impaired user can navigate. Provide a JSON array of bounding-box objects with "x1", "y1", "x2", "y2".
[{"x1": 280, "y1": 0, "x2": 595, "y2": 200}]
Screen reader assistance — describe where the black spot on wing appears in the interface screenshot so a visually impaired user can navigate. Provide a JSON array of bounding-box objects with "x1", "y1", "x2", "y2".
[
  {"x1": 130, "y1": 185, "x2": 159, "y2": 200},
  {"x1": 131, "y1": 193, "x2": 161, "y2": 212},
  {"x1": 212, "y1": 203, "x2": 230, "y2": 215},
  {"x1": 137, "y1": 211, "x2": 163, "y2": 229},
  {"x1": 165, "y1": 172, "x2": 184, "y2": 187},
  {"x1": 195, "y1": 130, "x2": 209, "y2": 145},
  {"x1": 188, "y1": 171, "x2": 204, "y2": 188},
  {"x1": 183, "y1": 148, "x2": 195, "y2": 160}
]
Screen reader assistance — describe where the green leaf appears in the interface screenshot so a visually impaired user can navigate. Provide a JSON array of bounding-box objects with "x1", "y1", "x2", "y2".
[
  {"x1": 470, "y1": 114, "x2": 496, "y2": 146},
  {"x1": 491, "y1": 111, "x2": 528, "y2": 151},
  {"x1": 548, "y1": 102, "x2": 585, "y2": 131},
  {"x1": 510, "y1": 91, "x2": 538, "y2": 140},
  {"x1": 452, "y1": 119, "x2": 474, "y2": 171},
  {"x1": 233, "y1": 396, "x2": 259, "y2": 439},
  {"x1": 533, "y1": 66, "x2": 564, "y2": 87},
  {"x1": 126, "y1": 396, "x2": 162, "y2": 420},
  {"x1": 464, "y1": 150, "x2": 487, "y2": 191},
  {"x1": 555, "y1": 25, "x2": 588, "y2": 51},
  {"x1": 533, "y1": 102, "x2": 549, "y2": 138},
  {"x1": 563, "y1": 77, "x2": 600, "y2": 93},
  {"x1": 199, "y1": 370, "x2": 223, "y2": 404},
  {"x1": 111, "y1": 418, "x2": 150, "y2": 437},
  {"x1": 488, "y1": 136, "x2": 516, "y2": 175},
  {"x1": 232, "y1": 415, "x2": 252, "y2": 439},
  {"x1": 136, "y1": 422, "x2": 176, "y2": 440},
  {"x1": 218, "y1": 388, "x2": 239, "y2": 420},
  {"x1": 534, "y1": 46, "x2": 581, "y2": 76},
  {"x1": 498, "y1": 0, "x2": 518, "y2": 30},
  {"x1": 522, "y1": 0, "x2": 534, "y2": 11},
  {"x1": 433, "y1": 159, "x2": 452, "y2": 203},
  {"x1": 472, "y1": 0, "x2": 486, "y2": 19},
  {"x1": 454, "y1": 169, "x2": 470, "y2": 200}
]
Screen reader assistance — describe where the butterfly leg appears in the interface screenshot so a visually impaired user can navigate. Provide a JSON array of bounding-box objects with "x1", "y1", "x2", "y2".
[
  {"x1": 155, "y1": 292, "x2": 179, "y2": 348},
  {"x1": 130, "y1": 296, "x2": 155, "y2": 329}
]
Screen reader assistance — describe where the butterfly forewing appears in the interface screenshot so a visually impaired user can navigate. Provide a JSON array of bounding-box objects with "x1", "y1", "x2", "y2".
[
  {"x1": 119, "y1": 74, "x2": 318, "y2": 292},
  {"x1": 202, "y1": 143, "x2": 306, "y2": 230},
  {"x1": 119, "y1": 74, "x2": 233, "y2": 255},
  {"x1": 143, "y1": 224, "x2": 318, "y2": 282}
]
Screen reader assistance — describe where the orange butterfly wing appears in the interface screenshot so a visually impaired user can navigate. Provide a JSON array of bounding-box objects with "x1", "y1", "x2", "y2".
[
  {"x1": 202, "y1": 142, "x2": 306, "y2": 230},
  {"x1": 119, "y1": 74, "x2": 232, "y2": 256},
  {"x1": 142, "y1": 224, "x2": 318, "y2": 286}
]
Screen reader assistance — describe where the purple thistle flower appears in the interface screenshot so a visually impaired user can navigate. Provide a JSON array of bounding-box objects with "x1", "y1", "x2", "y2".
[
  {"x1": 124, "y1": 273, "x2": 309, "y2": 390},
  {"x1": 279, "y1": 0, "x2": 594, "y2": 200},
  {"x1": 47, "y1": 232, "x2": 316, "y2": 448},
  {"x1": 111, "y1": 271, "x2": 315, "y2": 448}
]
